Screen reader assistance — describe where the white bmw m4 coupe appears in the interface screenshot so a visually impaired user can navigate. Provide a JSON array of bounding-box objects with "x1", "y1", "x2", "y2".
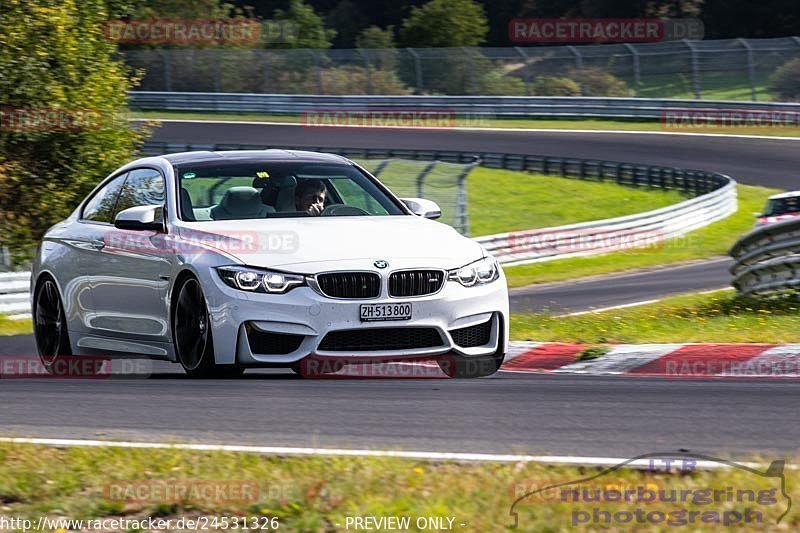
[{"x1": 32, "y1": 150, "x2": 509, "y2": 378}]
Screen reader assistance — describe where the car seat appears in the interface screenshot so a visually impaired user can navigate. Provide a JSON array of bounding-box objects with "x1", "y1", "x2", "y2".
[{"x1": 210, "y1": 186, "x2": 276, "y2": 220}]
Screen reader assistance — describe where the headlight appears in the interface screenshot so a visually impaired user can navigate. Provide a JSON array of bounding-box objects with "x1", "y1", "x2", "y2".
[
  {"x1": 216, "y1": 266, "x2": 305, "y2": 294},
  {"x1": 448, "y1": 256, "x2": 500, "y2": 287}
]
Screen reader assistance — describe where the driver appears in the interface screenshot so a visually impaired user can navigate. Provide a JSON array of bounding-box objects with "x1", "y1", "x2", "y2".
[{"x1": 294, "y1": 179, "x2": 326, "y2": 216}]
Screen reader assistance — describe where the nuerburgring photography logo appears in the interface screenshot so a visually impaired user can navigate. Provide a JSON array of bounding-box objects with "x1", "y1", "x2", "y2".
[{"x1": 509, "y1": 452, "x2": 791, "y2": 529}]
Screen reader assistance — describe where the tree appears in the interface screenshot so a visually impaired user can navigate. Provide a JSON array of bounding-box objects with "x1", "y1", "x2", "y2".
[
  {"x1": 326, "y1": 0, "x2": 369, "y2": 48},
  {"x1": 0, "y1": 0, "x2": 147, "y2": 263},
  {"x1": 356, "y1": 26, "x2": 398, "y2": 72},
  {"x1": 129, "y1": 0, "x2": 236, "y2": 20},
  {"x1": 769, "y1": 58, "x2": 800, "y2": 101},
  {"x1": 400, "y1": 0, "x2": 489, "y2": 47},
  {"x1": 273, "y1": 0, "x2": 336, "y2": 49},
  {"x1": 356, "y1": 26, "x2": 396, "y2": 49}
]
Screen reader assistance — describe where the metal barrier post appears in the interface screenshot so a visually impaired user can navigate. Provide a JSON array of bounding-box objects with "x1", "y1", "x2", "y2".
[
  {"x1": 514, "y1": 47, "x2": 531, "y2": 95},
  {"x1": 683, "y1": 39, "x2": 702, "y2": 99},
  {"x1": 371, "y1": 159, "x2": 393, "y2": 177},
  {"x1": 568, "y1": 46, "x2": 584, "y2": 95},
  {"x1": 454, "y1": 161, "x2": 478, "y2": 236},
  {"x1": 407, "y1": 48, "x2": 423, "y2": 95},
  {"x1": 160, "y1": 50, "x2": 172, "y2": 92},
  {"x1": 461, "y1": 47, "x2": 476, "y2": 94},
  {"x1": 310, "y1": 50, "x2": 323, "y2": 93},
  {"x1": 738, "y1": 39, "x2": 757, "y2": 101},
  {"x1": 356, "y1": 49, "x2": 372, "y2": 94},
  {"x1": 623, "y1": 43, "x2": 641, "y2": 97},
  {"x1": 416, "y1": 161, "x2": 438, "y2": 198},
  {"x1": 213, "y1": 50, "x2": 221, "y2": 93}
]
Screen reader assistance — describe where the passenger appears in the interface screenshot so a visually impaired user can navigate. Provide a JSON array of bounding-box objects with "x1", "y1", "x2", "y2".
[{"x1": 295, "y1": 179, "x2": 326, "y2": 216}]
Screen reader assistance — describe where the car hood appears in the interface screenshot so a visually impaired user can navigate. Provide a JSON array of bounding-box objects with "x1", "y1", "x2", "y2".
[{"x1": 176, "y1": 215, "x2": 484, "y2": 272}]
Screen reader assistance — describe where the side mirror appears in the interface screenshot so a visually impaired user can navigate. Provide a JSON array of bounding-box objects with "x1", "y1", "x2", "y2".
[
  {"x1": 401, "y1": 198, "x2": 441, "y2": 220},
  {"x1": 114, "y1": 205, "x2": 165, "y2": 232}
]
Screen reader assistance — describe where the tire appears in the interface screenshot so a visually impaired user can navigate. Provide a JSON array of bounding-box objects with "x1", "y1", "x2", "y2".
[
  {"x1": 437, "y1": 352, "x2": 504, "y2": 378},
  {"x1": 33, "y1": 277, "x2": 75, "y2": 375},
  {"x1": 172, "y1": 277, "x2": 243, "y2": 379}
]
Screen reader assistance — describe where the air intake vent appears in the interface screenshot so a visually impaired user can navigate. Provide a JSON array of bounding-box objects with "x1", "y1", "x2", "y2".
[
  {"x1": 319, "y1": 327, "x2": 444, "y2": 351},
  {"x1": 246, "y1": 324, "x2": 305, "y2": 355},
  {"x1": 450, "y1": 318, "x2": 492, "y2": 348},
  {"x1": 316, "y1": 272, "x2": 381, "y2": 299},
  {"x1": 389, "y1": 270, "x2": 445, "y2": 297}
]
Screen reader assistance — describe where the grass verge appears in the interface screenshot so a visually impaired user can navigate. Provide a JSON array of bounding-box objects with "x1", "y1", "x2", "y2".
[
  {"x1": 503, "y1": 183, "x2": 777, "y2": 288},
  {"x1": 132, "y1": 110, "x2": 800, "y2": 138},
  {"x1": 354, "y1": 161, "x2": 686, "y2": 237},
  {"x1": 510, "y1": 290, "x2": 800, "y2": 344},
  {"x1": 0, "y1": 443, "x2": 795, "y2": 531}
]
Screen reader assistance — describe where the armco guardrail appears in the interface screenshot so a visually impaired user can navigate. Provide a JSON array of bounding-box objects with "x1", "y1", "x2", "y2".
[
  {"x1": 479, "y1": 182, "x2": 735, "y2": 265},
  {"x1": 730, "y1": 218, "x2": 800, "y2": 295},
  {"x1": 0, "y1": 271, "x2": 31, "y2": 318},
  {"x1": 130, "y1": 92, "x2": 800, "y2": 120}
]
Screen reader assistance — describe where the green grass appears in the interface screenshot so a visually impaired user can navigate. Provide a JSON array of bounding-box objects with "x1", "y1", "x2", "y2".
[
  {"x1": 355, "y1": 162, "x2": 687, "y2": 236},
  {"x1": 503, "y1": 183, "x2": 777, "y2": 288},
  {"x1": 0, "y1": 443, "x2": 795, "y2": 531},
  {"x1": 465, "y1": 168, "x2": 686, "y2": 236},
  {"x1": 132, "y1": 110, "x2": 800, "y2": 137},
  {"x1": 637, "y1": 71, "x2": 770, "y2": 102},
  {"x1": 511, "y1": 289, "x2": 800, "y2": 344},
  {"x1": 0, "y1": 315, "x2": 31, "y2": 336}
]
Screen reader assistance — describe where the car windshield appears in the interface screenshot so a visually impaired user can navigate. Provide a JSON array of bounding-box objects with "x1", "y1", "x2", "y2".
[
  {"x1": 175, "y1": 161, "x2": 405, "y2": 221},
  {"x1": 764, "y1": 197, "x2": 800, "y2": 217}
]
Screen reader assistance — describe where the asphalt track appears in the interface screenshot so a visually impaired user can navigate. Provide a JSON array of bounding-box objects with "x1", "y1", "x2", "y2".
[
  {"x1": 1, "y1": 334, "x2": 799, "y2": 457},
  {"x1": 1, "y1": 123, "x2": 798, "y2": 458},
  {"x1": 509, "y1": 257, "x2": 732, "y2": 313}
]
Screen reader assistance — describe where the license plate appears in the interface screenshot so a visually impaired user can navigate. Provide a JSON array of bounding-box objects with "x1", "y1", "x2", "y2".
[{"x1": 360, "y1": 303, "x2": 412, "y2": 322}]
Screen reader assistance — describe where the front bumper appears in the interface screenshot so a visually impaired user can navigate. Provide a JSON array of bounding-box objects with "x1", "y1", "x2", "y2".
[{"x1": 202, "y1": 269, "x2": 510, "y2": 366}]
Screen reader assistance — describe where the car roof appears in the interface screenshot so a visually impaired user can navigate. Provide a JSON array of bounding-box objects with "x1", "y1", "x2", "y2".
[
  {"x1": 767, "y1": 191, "x2": 800, "y2": 200},
  {"x1": 161, "y1": 149, "x2": 352, "y2": 166}
]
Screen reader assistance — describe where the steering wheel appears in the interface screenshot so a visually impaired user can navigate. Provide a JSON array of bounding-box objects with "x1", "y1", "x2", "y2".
[{"x1": 321, "y1": 204, "x2": 370, "y2": 216}]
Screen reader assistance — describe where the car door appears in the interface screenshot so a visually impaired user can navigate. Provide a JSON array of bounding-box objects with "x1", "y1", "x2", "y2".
[
  {"x1": 83, "y1": 168, "x2": 172, "y2": 344},
  {"x1": 66, "y1": 172, "x2": 130, "y2": 333}
]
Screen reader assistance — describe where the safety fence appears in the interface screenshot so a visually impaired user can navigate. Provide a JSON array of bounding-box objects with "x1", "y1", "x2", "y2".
[
  {"x1": 123, "y1": 37, "x2": 800, "y2": 100},
  {"x1": 730, "y1": 218, "x2": 800, "y2": 295}
]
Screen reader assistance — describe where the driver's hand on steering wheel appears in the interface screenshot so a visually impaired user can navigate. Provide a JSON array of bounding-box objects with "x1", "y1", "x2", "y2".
[{"x1": 307, "y1": 203, "x2": 324, "y2": 216}]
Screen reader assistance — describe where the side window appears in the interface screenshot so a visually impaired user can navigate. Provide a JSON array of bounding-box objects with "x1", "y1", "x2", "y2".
[
  {"x1": 82, "y1": 173, "x2": 128, "y2": 223},
  {"x1": 115, "y1": 168, "x2": 165, "y2": 215}
]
